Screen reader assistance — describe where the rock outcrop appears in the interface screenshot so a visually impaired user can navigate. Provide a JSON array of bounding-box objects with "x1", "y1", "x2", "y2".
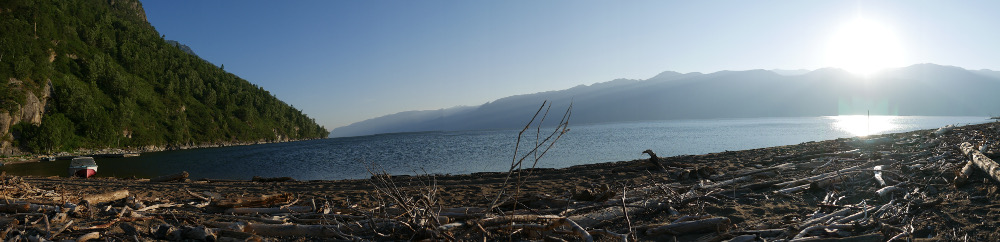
[{"x1": 0, "y1": 79, "x2": 53, "y2": 155}]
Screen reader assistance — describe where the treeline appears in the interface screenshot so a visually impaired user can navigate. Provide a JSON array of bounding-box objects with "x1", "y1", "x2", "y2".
[{"x1": 0, "y1": 0, "x2": 328, "y2": 153}]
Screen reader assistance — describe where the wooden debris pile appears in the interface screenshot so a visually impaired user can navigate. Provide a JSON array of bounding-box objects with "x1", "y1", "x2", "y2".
[{"x1": 0, "y1": 122, "x2": 998, "y2": 241}]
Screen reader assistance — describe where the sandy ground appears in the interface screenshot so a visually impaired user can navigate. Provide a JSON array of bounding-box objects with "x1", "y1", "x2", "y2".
[{"x1": 3, "y1": 121, "x2": 1000, "y2": 241}]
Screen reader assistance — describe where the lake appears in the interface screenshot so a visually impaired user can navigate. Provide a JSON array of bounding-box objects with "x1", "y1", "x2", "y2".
[{"x1": 2, "y1": 116, "x2": 991, "y2": 180}]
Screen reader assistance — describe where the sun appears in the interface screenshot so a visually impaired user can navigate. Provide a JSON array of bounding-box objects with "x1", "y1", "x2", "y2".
[{"x1": 824, "y1": 17, "x2": 905, "y2": 77}]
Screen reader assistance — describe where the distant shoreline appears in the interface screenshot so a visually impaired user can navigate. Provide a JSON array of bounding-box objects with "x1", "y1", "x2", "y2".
[{"x1": 0, "y1": 137, "x2": 327, "y2": 166}]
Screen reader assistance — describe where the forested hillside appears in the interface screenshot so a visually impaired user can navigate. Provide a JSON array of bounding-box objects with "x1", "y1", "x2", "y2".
[{"x1": 0, "y1": 0, "x2": 328, "y2": 154}]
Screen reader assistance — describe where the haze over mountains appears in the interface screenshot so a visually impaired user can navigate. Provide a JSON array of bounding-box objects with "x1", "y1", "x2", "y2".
[{"x1": 331, "y1": 64, "x2": 1000, "y2": 137}]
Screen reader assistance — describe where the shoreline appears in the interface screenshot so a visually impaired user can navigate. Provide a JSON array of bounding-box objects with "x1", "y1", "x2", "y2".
[
  {"x1": 0, "y1": 137, "x2": 327, "y2": 166},
  {"x1": 2, "y1": 121, "x2": 999, "y2": 240}
]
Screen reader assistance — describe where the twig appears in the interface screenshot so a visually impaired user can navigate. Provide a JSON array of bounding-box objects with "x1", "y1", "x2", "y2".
[
  {"x1": 48, "y1": 220, "x2": 73, "y2": 240},
  {"x1": 621, "y1": 184, "x2": 634, "y2": 239}
]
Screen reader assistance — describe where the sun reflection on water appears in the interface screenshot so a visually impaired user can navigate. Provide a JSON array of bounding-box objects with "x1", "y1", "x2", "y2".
[{"x1": 830, "y1": 115, "x2": 899, "y2": 137}]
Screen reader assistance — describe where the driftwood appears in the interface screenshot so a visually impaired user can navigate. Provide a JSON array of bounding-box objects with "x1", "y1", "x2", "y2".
[
  {"x1": 487, "y1": 217, "x2": 594, "y2": 242},
  {"x1": 150, "y1": 171, "x2": 189, "y2": 182},
  {"x1": 791, "y1": 232, "x2": 882, "y2": 242},
  {"x1": 209, "y1": 222, "x2": 356, "y2": 239},
  {"x1": 48, "y1": 220, "x2": 74, "y2": 240},
  {"x1": 834, "y1": 206, "x2": 878, "y2": 224},
  {"x1": 643, "y1": 149, "x2": 667, "y2": 172},
  {"x1": 876, "y1": 186, "x2": 906, "y2": 198},
  {"x1": 797, "y1": 208, "x2": 851, "y2": 229},
  {"x1": 0, "y1": 217, "x2": 17, "y2": 227},
  {"x1": 960, "y1": 142, "x2": 1000, "y2": 183},
  {"x1": 568, "y1": 200, "x2": 669, "y2": 228},
  {"x1": 224, "y1": 206, "x2": 313, "y2": 214},
  {"x1": 646, "y1": 217, "x2": 731, "y2": 235},
  {"x1": 214, "y1": 193, "x2": 293, "y2": 208},
  {"x1": 793, "y1": 223, "x2": 854, "y2": 240},
  {"x1": 727, "y1": 234, "x2": 757, "y2": 242},
  {"x1": 252, "y1": 176, "x2": 296, "y2": 182},
  {"x1": 954, "y1": 160, "x2": 975, "y2": 186},
  {"x1": 776, "y1": 184, "x2": 810, "y2": 194},
  {"x1": 82, "y1": 190, "x2": 129, "y2": 205},
  {"x1": 776, "y1": 159, "x2": 894, "y2": 188},
  {"x1": 76, "y1": 232, "x2": 100, "y2": 242},
  {"x1": 734, "y1": 228, "x2": 786, "y2": 238},
  {"x1": 703, "y1": 171, "x2": 776, "y2": 189}
]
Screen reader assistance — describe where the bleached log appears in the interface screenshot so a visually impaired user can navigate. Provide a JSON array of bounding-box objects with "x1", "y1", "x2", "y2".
[
  {"x1": 48, "y1": 220, "x2": 73, "y2": 240},
  {"x1": 703, "y1": 171, "x2": 776, "y2": 189},
  {"x1": 440, "y1": 207, "x2": 488, "y2": 214},
  {"x1": 136, "y1": 203, "x2": 181, "y2": 212},
  {"x1": 727, "y1": 234, "x2": 758, "y2": 242},
  {"x1": 210, "y1": 222, "x2": 350, "y2": 238},
  {"x1": 82, "y1": 190, "x2": 129, "y2": 205},
  {"x1": 0, "y1": 202, "x2": 61, "y2": 213},
  {"x1": 810, "y1": 174, "x2": 852, "y2": 190},
  {"x1": 76, "y1": 232, "x2": 100, "y2": 242},
  {"x1": 797, "y1": 208, "x2": 850, "y2": 229},
  {"x1": 214, "y1": 193, "x2": 292, "y2": 208},
  {"x1": 776, "y1": 159, "x2": 894, "y2": 188},
  {"x1": 954, "y1": 160, "x2": 975, "y2": 186},
  {"x1": 438, "y1": 222, "x2": 465, "y2": 231},
  {"x1": 776, "y1": 184, "x2": 810, "y2": 194},
  {"x1": 224, "y1": 206, "x2": 312, "y2": 214},
  {"x1": 150, "y1": 171, "x2": 189, "y2": 182},
  {"x1": 646, "y1": 217, "x2": 731, "y2": 235},
  {"x1": 960, "y1": 142, "x2": 1000, "y2": 183},
  {"x1": 734, "y1": 228, "x2": 786, "y2": 238},
  {"x1": 569, "y1": 200, "x2": 669, "y2": 228},
  {"x1": 790, "y1": 232, "x2": 882, "y2": 242},
  {"x1": 251, "y1": 176, "x2": 295, "y2": 182},
  {"x1": 876, "y1": 186, "x2": 906, "y2": 198},
  {"x1": 873, "y1": 165, "x2": 888, "y2": 186},
  {"x1": 672, "y1": 214, "x2": 712, "y2": 223},
  {"x1": 934, "y1": 124, "x2": 954, "y2": 136},
  {"x1": 833, "y1": 206, "x2": 878, "y2": 224},
  {"x1": 587, "y1": 229, "x2": 628, "y2": 241},
  {"x1": 481, "y1": 214, "x2": 563, "y2": 227}
]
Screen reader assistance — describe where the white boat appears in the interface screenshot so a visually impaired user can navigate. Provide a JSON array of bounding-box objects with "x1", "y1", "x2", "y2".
[{"x1": 68, "y1": 157, "x2": 98, "y2": 178}]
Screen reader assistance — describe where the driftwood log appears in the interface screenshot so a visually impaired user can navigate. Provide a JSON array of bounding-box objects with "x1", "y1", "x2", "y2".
[
  {"x1": 569, "y1": 200, "x2": 670, "y2": 228},
  {"x1": 82, "y1": 190, "x2": 129, "y2": 205},
  {"x1": 150, "y1": 171, "x2": 189, "y2": 183},
  {"x1": 646, "y1": 217, "x2": 731, "y2": 235},
  {"x1": 214, "y1": 193, "x2": 294, "y2": 208},
  {"x1": 642, "y1": 149, "x2": 667, "y2": 172},
  {"x1": 225, "y1": 206, "x2": 313, "y2": 215},
  {"x1": 959, "y1": 142, "x2": 1000, "y2": 182},
  {"x1": 252, "y1": 176, "x2": 296, "y2": 182},
  {"x1": 954, "y1": 160, "x2": 975, "y2": 186}
]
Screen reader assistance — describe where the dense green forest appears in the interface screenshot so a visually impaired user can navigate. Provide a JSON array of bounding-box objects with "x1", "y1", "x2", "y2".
[{"x1": 0, "y1": 0, "x2": 328, "y2": 154}]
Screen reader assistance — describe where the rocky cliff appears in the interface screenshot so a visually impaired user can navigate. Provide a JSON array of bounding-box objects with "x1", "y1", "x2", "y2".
[{"x1": 0, "y1": 79, "x2": 51, "y2": 155}]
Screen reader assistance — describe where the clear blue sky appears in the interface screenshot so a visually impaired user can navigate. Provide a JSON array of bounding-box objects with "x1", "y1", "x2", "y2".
[{"x1": 140, "y1": 1, "x2": 1000, "y2": 130}]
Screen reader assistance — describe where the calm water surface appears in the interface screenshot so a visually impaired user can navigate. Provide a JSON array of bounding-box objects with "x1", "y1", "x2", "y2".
[{"x1": 2, "y1": 116, "x2": 990, "y2": 180}]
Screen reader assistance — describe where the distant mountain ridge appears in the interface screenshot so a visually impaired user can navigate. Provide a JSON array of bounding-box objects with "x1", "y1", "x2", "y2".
[{"x1": 331, "y1": 64, "x2": 1000, "y2": 137}]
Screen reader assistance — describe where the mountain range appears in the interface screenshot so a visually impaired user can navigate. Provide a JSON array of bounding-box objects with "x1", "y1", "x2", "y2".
[{"x1": 331, "y1": 64, "x2": 1000, "y2": 137}]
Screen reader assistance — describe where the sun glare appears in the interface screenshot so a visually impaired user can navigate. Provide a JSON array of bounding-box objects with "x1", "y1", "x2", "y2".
[
  {"x1": 831, "y1": 115, "x2": 897, "y2": 137},
  {"x1": 824, "y1": 18, "x2": 905, "y2": 77}
]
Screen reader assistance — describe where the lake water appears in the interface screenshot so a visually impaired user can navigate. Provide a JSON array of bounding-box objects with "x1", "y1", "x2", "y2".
[{"x1": 2, "y1": 116, "x2": 991, "y2": 180}]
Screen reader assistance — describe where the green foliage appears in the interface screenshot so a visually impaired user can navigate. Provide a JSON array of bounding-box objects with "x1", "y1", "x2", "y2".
[
  {"x1": 15, "y1": 113, "x2": 77, "y2": 153},
  {"x1": 0, "y1": 0, "x2": 329, "y2": 153}
]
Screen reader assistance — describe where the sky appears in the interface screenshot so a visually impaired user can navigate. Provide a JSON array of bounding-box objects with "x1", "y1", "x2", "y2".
[{"x1": 140, "y1": 1, "x2": 1000, "y2": 130}]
